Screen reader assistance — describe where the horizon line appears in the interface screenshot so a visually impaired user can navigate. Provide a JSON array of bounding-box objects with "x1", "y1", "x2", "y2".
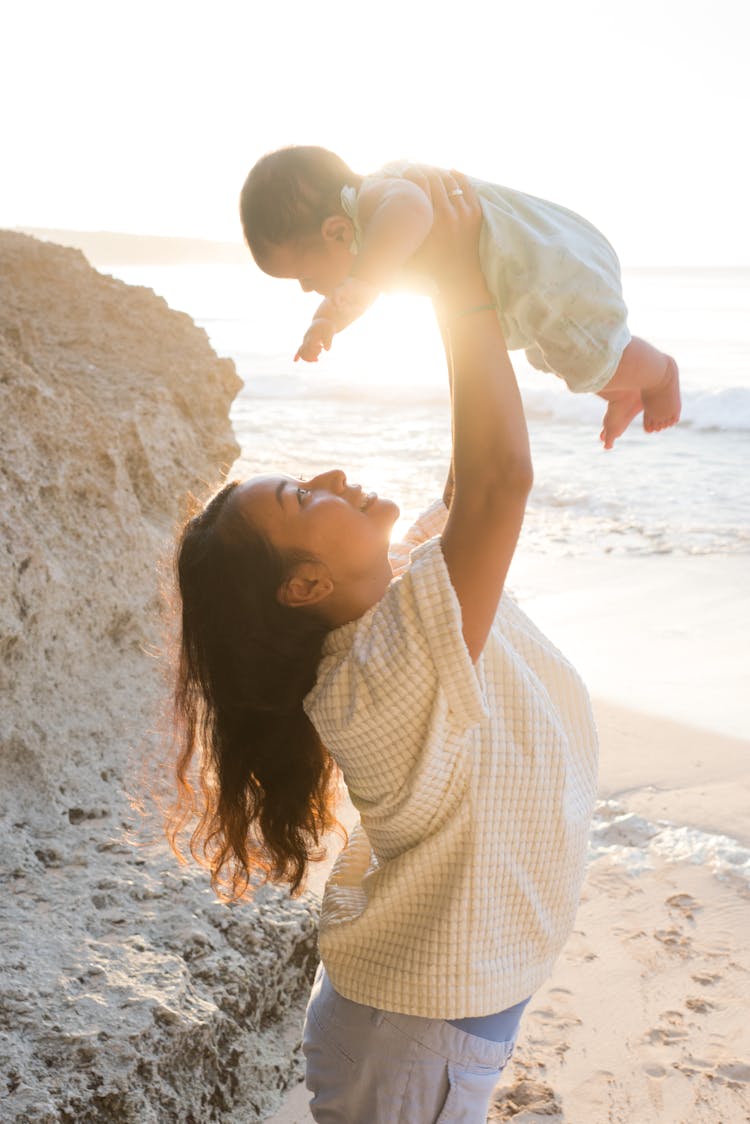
[{"x1": 7, "y1": 226, "x2": 750, "y2": 271}]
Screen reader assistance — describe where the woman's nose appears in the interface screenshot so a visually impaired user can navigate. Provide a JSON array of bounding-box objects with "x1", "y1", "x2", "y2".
[
  {"x1": 299, "y1": 279, "x2": 315, "y2": 293},
  {"x1": 308, "y1": 469, "x2": 347, "y2": 493}
]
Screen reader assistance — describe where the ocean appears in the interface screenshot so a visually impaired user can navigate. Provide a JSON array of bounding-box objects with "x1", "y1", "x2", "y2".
[{"x1": 112, "y1": 262, "x2": 750, "y2": 560}]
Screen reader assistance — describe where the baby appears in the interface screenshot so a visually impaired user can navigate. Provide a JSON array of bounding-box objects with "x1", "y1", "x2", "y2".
[{"x1": 240, "y1": 146, "x2": 680, "y2": 448}]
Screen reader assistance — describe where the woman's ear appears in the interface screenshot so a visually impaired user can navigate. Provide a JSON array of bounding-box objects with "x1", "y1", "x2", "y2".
[
  {"x1": 320, "y1": 215, "x2": 354, "y2": 244},
  {"x1": 277, "y1": 561, "x2": 334, "y2": 609}
]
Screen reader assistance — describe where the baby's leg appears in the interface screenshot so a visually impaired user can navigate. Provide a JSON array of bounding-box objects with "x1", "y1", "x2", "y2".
[{"x1": 599, "y1": 337, "x2": 681, "y2": 449}]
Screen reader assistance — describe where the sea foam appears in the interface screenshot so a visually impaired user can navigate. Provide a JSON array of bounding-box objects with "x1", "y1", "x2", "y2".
[
  {"x1": 237, "y1": 362, "x2": 750, "y2": 433},
  {"x1": 589, "y1": 801, "x2": 750, "y2": 886}
]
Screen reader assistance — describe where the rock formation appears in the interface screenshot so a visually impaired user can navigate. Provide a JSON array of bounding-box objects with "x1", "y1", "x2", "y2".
[{"x1": 0, "y1": 232, "x2": 319, "y2": 1122}]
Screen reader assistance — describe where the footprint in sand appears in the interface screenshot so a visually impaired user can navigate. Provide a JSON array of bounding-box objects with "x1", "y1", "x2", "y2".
[
  {"x1": 685, "y1": 995, "x2": 716, "y2": 1014},
  {"x1": 675, "y1": 1055, "x2": 750, "y2": 1088},
  {"x1": 646, "y1": 1024, "x2": 689, "y2": 1045},
  {"x1": 522, "y1": 993, "x2": 583, "y2": 1070},
  {"x1": 715, "y1": 1060, "x2": 750, "y2": 1085},
  {"x1": 691, "y1": 971, "x2": 721, "y2": 987},
  {"x1": 488, "y1": 1078, "x2": 562, "y2": 1121},
  {"x1": 653, "y1": 927, "x2": 692, "y2": 956},
  {"x1": 675, "y1": 1054, "x2": 715, "y2": 1078},
  {"x1": 666, "y1": 892, "x2": 701, "y2": 921},
  {"x1": 527, "y1": 1004, "x2": 582, "y2": 1035},
  {"x1": 646, "y1": 1009, "x2": 689, "y2": 1046},
  {"x1": 564, "y1": 929, "x2": 598, "y2": 964}
]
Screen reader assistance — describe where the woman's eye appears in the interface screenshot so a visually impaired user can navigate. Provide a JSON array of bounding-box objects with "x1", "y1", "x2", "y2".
[{"x1": 296, "y1": 487, "x2": 310, "y2": 505}]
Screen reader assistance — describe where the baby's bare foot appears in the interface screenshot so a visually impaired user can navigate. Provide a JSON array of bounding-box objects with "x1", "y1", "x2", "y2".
[
  {"x1": 600, "y1": 390, "x2": 643, "y2": 450},
  {"x1": 643, "y1": 356, "x2": 681, "y2": 433}
]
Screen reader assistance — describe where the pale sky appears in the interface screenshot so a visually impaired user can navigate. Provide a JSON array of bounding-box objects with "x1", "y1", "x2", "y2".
[{"x1": 4, "y1": 0, "x2": 749, "y2": 264}]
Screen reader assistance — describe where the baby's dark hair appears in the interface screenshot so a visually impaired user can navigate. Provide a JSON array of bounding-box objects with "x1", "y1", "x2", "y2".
[{"x1": 240, "y1": 145, "x2": 362, "y2": 264}]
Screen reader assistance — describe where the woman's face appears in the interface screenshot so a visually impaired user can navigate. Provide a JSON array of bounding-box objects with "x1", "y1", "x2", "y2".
[{"x1": 232, "y1": 470, "x2": 400, "y2": 622}]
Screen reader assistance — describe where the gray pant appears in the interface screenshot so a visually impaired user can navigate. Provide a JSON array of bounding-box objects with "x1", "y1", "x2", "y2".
[{"x1": 302, "y1": 964, "x2": 518, "y2": 1123}]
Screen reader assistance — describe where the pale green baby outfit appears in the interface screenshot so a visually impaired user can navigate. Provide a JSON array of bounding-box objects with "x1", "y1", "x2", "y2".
[{"x1": 341, "y1": 163, "x2": 631, "y2": 393}]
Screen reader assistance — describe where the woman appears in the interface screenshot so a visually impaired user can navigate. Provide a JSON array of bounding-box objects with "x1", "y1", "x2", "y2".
[{"x1": 170, "y1": 174, "x2": 598, "y2": 1122}]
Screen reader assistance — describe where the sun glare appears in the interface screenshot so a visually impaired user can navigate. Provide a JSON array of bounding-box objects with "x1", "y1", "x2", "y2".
[{"x1": 329, "y1": 293, "x2": 446, "y2": 392}]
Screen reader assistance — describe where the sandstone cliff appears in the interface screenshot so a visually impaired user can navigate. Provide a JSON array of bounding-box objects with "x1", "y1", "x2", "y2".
[{"x1": 0, "y1": 232, "x2": 318, "y2": 1122}]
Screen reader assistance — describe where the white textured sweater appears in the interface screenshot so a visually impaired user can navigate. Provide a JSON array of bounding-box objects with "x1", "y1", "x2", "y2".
[{"x1": 304, "y1": 502, "x2": 598, "y2": 1019}]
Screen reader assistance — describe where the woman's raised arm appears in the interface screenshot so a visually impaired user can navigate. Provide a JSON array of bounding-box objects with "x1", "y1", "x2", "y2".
[{"x1": 425, "y1": 172, "x2": 533, "y2": 661}]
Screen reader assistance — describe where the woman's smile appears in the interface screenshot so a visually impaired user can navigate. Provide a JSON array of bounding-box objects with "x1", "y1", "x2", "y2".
[{"x1": 233, "y1": 472, "x2": 399, "y2": 597}]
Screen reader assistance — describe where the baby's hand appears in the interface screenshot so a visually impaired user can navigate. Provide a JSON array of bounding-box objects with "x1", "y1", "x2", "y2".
[{"x1": 295, "y1": 318, "x2": 335, "y2": 363}]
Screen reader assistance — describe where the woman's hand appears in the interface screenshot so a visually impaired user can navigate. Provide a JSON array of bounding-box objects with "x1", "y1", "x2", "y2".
[{"x1": 404, "y1": 169, "x2": 490, "y2": 314}]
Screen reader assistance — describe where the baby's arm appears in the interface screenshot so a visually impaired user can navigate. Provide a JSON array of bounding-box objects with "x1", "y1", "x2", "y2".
[
  {"x1": 350, "y1": 175, "x2": 435, "y2": 289},
  {"x1": 295, "y1": 177, "x2": 434, "y2": 362}
]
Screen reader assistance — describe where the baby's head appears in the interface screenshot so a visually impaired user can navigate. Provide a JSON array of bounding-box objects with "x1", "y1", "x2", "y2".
[{"x1": 240, "y1": 146, "x2": 362, "y2": 296}]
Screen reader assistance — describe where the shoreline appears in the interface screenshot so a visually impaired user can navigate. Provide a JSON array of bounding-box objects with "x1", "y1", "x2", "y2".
[
  {"x1": 509, "y1": 551, "x2": 750, "y2": 744},
  {"x1": 593, "y1": 699, "x2": 750, "y2": 849}
]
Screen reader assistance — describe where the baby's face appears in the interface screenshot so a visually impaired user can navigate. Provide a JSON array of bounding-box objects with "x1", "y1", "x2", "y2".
[{"x1": 260, "y1": 234, "x2": 352, "y2": 297}]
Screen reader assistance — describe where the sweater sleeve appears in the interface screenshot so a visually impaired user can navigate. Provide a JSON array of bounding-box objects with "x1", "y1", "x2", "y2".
[
  {"x1": 388, "y1": 499, "x2": 449, "y2": 577},
  {"x1": 304, "y1": 537, "x2": 487, "y2": 842}
]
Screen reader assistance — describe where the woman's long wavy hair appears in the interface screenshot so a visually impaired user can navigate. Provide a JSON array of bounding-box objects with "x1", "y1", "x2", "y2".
[{"x1": 167, "y1": 481, "x2": 342, "y2": 899}]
